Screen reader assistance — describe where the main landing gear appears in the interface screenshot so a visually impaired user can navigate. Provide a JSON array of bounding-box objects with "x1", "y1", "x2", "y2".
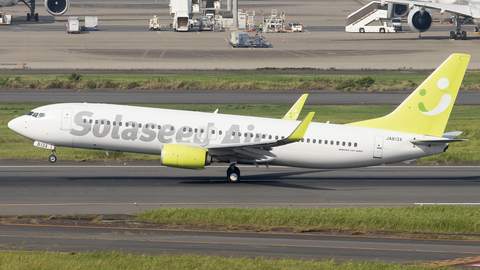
[
  {"x1": 20, "y1": 0, "x2": 39, "y2": 21},
  {"x1": 49, "y1": 149, "x2": 57, "y2": 163},
  {"x1": 226, "y1": 164, "x2": 240, "y2": 183},
  {"x1": 449, "y1": 15, "x2": 468, "y2": 40}
]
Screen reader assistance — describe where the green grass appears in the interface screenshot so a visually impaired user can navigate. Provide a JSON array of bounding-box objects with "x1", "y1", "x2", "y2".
[
  {"x1": 0, "y1": 251, "x2": 456, "y2": 270},
  {"x1": 1, "y1": 103, "x2": 478, "y2": 162},
  {"x1": 137, "y1": 206, "x2": 480, "y2": 235}
]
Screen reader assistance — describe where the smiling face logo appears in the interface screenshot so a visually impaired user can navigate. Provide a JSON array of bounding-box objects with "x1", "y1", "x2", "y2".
[{"x1": 418, "y1": 78, "x2": 452, "y2": 116}]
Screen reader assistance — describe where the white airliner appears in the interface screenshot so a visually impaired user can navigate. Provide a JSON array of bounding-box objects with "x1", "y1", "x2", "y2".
[
  {"x1": 0, "y1": 0, "x2": 69, "y2": 21},
  {"x1": 8, "y1": 53, "x2": 470, "y2": 182},
  {"x1": 383, "y1": 0, "x2": 480, "y2": 39}
]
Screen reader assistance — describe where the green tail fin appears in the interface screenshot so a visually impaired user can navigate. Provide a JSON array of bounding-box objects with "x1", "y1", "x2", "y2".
[
  {"x1": 283, "y1": 94, "x2": 308, "y2": 120},
  {"x1": 347, "y1": 53, "x2": 470, "y2": 137}
]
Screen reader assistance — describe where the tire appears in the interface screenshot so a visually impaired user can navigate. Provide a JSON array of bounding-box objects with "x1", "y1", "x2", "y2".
[
  {"x1": 379, "y1": 28, "x2": 385, "y2": 33},
  {"x1": 226, "y1": 166, "x2": 241, "y2": 183},
  {"x1": 34, "y1": 13, "x2": 38, "y2": 21},
  {"x1": 461, "y1": 31, "x2": 467, "y2": 40},
  {"x1": 359, "y1": 28, "x2": 365, "y2": 33},
  {"x1": 49, "y1": 155, "x2": 57, "y2": 163},
  {"x1": 26, "y1": 13, "x2": 31, "y2": 21},
  {"x1": 450, "y1": 31, "x2": 456, "y2": 40}
]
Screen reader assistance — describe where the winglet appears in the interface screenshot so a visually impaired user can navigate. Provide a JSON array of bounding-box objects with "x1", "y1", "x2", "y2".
[
  {"x1": 282, "y1": 94, "x2": 308, "y2": 120},
  {"x1": 282, "y1": 112, "x2": 315, "y2": 143}
]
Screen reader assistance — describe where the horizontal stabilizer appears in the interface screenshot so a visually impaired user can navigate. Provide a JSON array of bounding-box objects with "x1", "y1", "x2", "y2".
[
  {"x1": 442, "y1": 131, "x2": 463, "y2": 139},
  {"x1": 411, "y1": 139, "x2": 468, "y2": 145}
]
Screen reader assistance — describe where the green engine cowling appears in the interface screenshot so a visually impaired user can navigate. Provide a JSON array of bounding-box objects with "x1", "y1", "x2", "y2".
[{"x1": 161, "y1": 144, "x2": 211, "y2": 170}]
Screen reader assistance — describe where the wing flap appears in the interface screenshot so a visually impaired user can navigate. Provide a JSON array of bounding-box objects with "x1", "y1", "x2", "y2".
[{"x1": 411, "y1": 139, "x2": 468, "y2": 145}]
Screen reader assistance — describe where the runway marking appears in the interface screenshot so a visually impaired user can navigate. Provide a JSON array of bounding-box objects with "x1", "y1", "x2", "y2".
[
  {"x1": 0, "y1": 202, "x2": 415, "y2": 206},
  {"x1": 3, "y1": 223, "x2": 480, "y2": 243},
  {"x1": 0, "y1": 165, "x2": 478, "y2": 168},
  {"x1": 1, "y1": 233, "x2": 479, "y2": 256},
  {"x1": 422, "y1": 255, "x2": 480, "y2": 267}
]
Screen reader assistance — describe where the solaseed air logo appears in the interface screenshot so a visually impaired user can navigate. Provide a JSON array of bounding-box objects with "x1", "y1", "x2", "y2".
[{"x1": 418, "y1": 78, "x2": 452, "y2": 116}]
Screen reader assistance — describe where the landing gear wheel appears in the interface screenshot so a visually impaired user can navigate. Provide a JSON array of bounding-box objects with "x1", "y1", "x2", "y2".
[
  {"x1": 49, "y1": 155, "x2": 57, "y2": 163},
  {"x1": 226, "y1": 165, "x2": 241, "y2": 183},
  {"x1": 359, "y1": 28, "x2": 365, "y2": 33},
  {"x1": 34, "y1": 13, "x2": 38, "y2": 21},
  {"x1": 461, "y1": 30, "x2": 467, "y2": 40},
  {"x1": 26, "y1": 13, "x2": 31, "y2": 21},
  {"x1": 450, "y1": 31, "x2": 456, "y2": 40}
]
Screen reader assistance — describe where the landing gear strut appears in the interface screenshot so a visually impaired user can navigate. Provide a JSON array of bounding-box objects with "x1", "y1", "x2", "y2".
[
  {"x1": 49, "y1": 149, "x2": 57, "y2": 163},
  {"x1": 450, "y1": 15, "x2": 467, "y2": 40},
  {"x1": 20, "y1": 0, "x2": 39, "y2": 21},
  {"x1": 226, "y1": 164, "x2": 240, "y2": 183}
]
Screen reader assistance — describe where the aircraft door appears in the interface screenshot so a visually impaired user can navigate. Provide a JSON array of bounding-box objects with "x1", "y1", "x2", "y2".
[
  {"x1": 60, "y1": 107, "x2": 73, "y2": 131},
  {"x1": 373, "y1": 136, "x2": 383, "y2": 158}
]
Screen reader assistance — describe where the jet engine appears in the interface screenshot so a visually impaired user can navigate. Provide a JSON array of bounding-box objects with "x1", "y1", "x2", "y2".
[
  {"x1": 388, "y1": 3, "x2": 408, "y2": 17},
  {"x1": 45, "y1": 0, "x2": 69, "y2": 16},
  {"x1": 408, "y1": 6, "x2": 433, "y2": 32},
  {"x1": 161, "y1": 144, "x2": 211, "y2": 170}
]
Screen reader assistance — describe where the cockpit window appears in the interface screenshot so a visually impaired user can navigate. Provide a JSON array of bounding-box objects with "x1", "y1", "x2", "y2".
[
  {"x1": 39, "y1": 113, "x2": 45, "y2": 118},
  {"x1": 32, "y1": 113, "x2": 39, "y2": 117},
  {"x1": 27, "y1": 111, "x2": 34, "y2": 116}
]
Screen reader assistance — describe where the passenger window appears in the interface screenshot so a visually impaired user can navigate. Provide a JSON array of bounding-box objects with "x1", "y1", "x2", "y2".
[
  {"x1": 307, "y1": 139, "x2": 310, "y2": 143},
  {"x1": 119, "y1": 122, "x2": 122, "y2": 126},
  {"x1": 101, "y1": 120, "x2": 104, "y2": 125},
  {"x1": 324, "y1": 140, "x2": 328, "y2": 144},
  {"x1": 183, "y1": 127, "x2": 187, "y2": 132},
  {"x1": 256, "y1": 134, "x2": 259, "y2": 138},
  {"x1": 125, "y1": 122, "x2": 129, "y2": 127},
  {"x1": 250, "y1": 134, "x2": 253, "y2": 138},
  {"x1": 212, "y1": 130, "x2": 215, "y2": 134},
  {"x1": 132, "y1": 123, "x2": 135, "y2": 128},
  {"x1": 281, "y1": 136, "x2": 285, "y2": 139},
  {"x1": 83, "y1": 119, "x2": 87, "y2": 123},
  {"x1": 348, "y1": 142, "x2": 351, "y2": 146},
  {"x1": 107, "y1": 121, "x2": 110, "y2": 125},
  {"x1": 95, "y1": 120, "x2": 98, "y2": 124},
  {"x1": 275, "y1": 135, "x2": 278, "y2": 140},
  {"x1": 146, "y1": 124, "x2": 149, "y2": 129},
  {"x1": 158, "y1": 125, "x2": 161, "y2": 129},
  {"x1": 232, "y1": 132, "x2": 236, "y2": 136},
  {"x1": 336, "y1": 141, "x2": 339, "y2": 145},
  {"x1": 200, "y1": 129, "x2": 204, "y2": 133},
  {"x1": 89, "y1": 119, "x2": 93, "y2": 124},
  {"x1": 269, "y1": 135, "x2": 272, "y2": 139},
  {"x1": 354, "y1": 143, "x2": 358, "y2": 147},
  {"x1": 113, "y1": 121, "x2": 116, "y2": 126},
  {"x1": 312, "y1": 139, "x2": 316, "y2": 143},
  {"x1": 330, "y1": 141, "x2": 334, "y2": 145},
  {"x1": 138, "y1": 124, "x2": 142, "y2": 128},
  {"x1": 301, "y1": 138, "x2": 304, "y2": 142},
  {"x1": 342, "y1": 142, "x2": 345, "y2": 146},
  {"x1": 262, "y1": 134, "x2": 266, "y2": 139},
  {"x1": 171, "y1": 126, "x2": 174, "y2": 131},
  {"x1": 219, "y1": 130, "x2": 223, "y2": 135},
  {"x1": 189, "y1": 128, "x2": 192, "y2": 132}
]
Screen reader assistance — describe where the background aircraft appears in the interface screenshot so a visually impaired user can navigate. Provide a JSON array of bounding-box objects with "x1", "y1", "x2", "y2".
[
  {"x1": 7, "y1": 54, "x2": 470, "y2": 182},
  {"x1": 383, "y1": 0, "x2": 480, "y2": 39},
  {"x1": 0, "y1": 0, "x2": 69, "y2": 21}
]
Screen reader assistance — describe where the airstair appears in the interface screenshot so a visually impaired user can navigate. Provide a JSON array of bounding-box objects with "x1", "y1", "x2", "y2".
[{"x1": 345, "y1": 1, "x2": 391, "y2": 32}]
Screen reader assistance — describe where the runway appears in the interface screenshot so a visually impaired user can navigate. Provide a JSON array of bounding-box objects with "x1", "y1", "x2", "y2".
[
  {"x1": 0, "y1": 162, "x2": 479, "y2": 265},
  {"x1": 1, "y1": 224, "x2": 479, "y2": 265},
  {"x1": 0, "y1": 162, "x2": 479, "y2": 215}
]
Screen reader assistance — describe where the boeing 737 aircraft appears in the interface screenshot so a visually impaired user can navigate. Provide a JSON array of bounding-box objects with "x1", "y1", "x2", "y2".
[
  {"x1": 0, "y1": 0, "x2": 69, "y2": 21},
  {"x1": 8, "y1": 54, "x2": 470, "y2": 182},
  {"x1": 383, "y1": 0, "x2": 480, "y2": 39}
]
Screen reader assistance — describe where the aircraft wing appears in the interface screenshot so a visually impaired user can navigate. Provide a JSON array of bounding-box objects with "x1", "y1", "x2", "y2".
[
  {"x1": 410, "y1": 139, "x2": 468, "y2": 145},
  {"x1": 206, "y1": 112, "x2": 315, "y2": 160},
  {"x1": 380, "y1": 0, "x2": 473, "y2": 17}
]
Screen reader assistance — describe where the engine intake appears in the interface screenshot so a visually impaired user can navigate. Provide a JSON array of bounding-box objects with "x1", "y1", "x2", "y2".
[
  {"x1": 45, "y1": 0, "x2": 70, "y2": 16},
  {"x1": 161, "y1": 144, "x2": 211, "y2": 170},
  {"x1": 408, "y1": 7, "x2": 433, "y2": 32},
  {"x1": 388, "y1": 3, "x2": 408, "y2": 17}
]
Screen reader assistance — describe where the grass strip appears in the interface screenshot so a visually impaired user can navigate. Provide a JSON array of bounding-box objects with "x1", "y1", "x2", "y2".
[
  {"x1": 137, "y1": 206, "x2": 480, "y2": 235},
  {"x1": 0, "y1": 251, "x2": 454, "y2": 270},
  {"x1": 1, "y1": 103, "x2": 479, "y2": 162}
]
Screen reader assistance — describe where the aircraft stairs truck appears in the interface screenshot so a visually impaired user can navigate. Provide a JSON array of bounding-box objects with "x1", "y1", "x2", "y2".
[
  {"x1": 170, "y1": 0, "x2": 192, "y2": 31},
  {"x1": 345, "y1": 1, "x2": 398, "y2": 33}
]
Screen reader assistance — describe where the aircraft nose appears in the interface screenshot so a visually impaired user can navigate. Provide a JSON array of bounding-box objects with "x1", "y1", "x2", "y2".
[{"x1": 8, "y1": 117, "x2": 22, "y2": 135}]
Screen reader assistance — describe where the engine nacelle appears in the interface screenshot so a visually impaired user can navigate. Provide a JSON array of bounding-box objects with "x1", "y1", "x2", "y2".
[
  {"x1": 161, "y1": 144, "x2": 211, "y2": 170},
  {"x1": 0, "y1": 0, "x2": 20, "y2": 7},
  {"x1": 45, "y1": 0, "x2": 70, "y2": 16},
  {"x1": 388, "y1": 3, "x2": 408, "y2": 17},
  {"x1": 408, "y1": 7, "x2": 433, "y2": 32}
]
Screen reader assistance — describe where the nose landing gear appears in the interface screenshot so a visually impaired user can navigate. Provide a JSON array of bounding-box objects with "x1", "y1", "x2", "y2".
[{"x1": 49, "y1": 149, "x2": 57, "y2": 163}]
